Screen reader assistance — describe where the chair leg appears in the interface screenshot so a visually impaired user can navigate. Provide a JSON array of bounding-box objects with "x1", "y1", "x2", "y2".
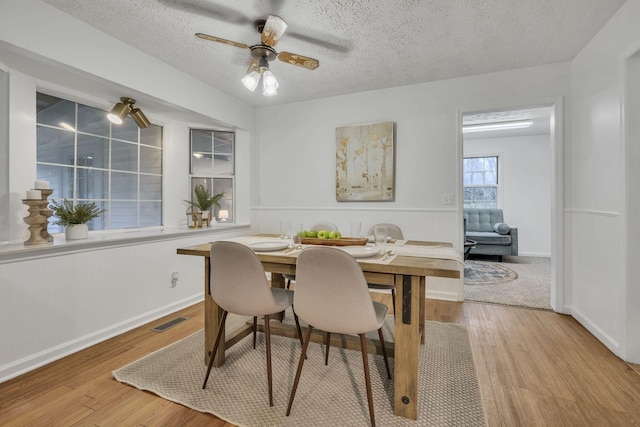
[
  {"x1": 324, "y1": 331, "x2": 331, "y2": 365},
  {"x1": 202, "y1": 310, "x2": 228, "y2": 389},
  {"x1": 253, "y1": 316, "x2": 258, "y2": 349},
  {"x1": 359, "y1": 333, "x2": 376, "y2": 427},
  {"x1": 391, "y1": 288, "x2": 396, "y2": 316},
  {"x1": 293, "y1": 310, "x2": 304, "y2": 349},
  {"x1": 286, "y1": 278, "x2": 292, "y2": 289},
  {"x1": 264, "y1": 314, "x2": 273, "y2": 407},
  {"x1": 378, "y1": 328, "x2": 391, "y2": 379},
  {"x1": 286, "y1": 325, "x2": 314, "y2": 417}
]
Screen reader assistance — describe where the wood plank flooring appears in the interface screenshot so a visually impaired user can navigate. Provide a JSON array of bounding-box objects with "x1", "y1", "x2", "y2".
[{"x1": 1, "y1": 297, "x2": 639, "y2": 426}]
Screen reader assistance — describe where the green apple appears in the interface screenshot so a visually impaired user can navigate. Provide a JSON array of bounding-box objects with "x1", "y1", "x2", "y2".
[
  {"x1": 329, "y1": 230, "x2": 342, "y2": 240},
  {"x1": 316, "y1": 230, "x2": 330, "y2": 239},
  {"x1": 307, "y1": 230, "x2": 318, "y2": 238}
]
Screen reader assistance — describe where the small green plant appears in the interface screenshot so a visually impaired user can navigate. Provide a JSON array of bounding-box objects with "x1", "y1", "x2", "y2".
[
  {"x1": 49, "y1": 198, "x2": 106, "y2": 227},
  {"x1": 184, "y1": 185, "x2": 224, "y2": 212}
]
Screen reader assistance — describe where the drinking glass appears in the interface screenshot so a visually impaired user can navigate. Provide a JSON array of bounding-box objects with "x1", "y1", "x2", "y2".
[
  {"x1": 279, "y1": 220, "x2": 291, "y2": 240},
  {"x1": 350, "y1": 221, "x2": 362, "y2": 237},
  {"x1": 291, "y1": 223, "x2": 304, "y2": 249},
  {"x1": 374, "y1": 225, "x2": 387, "y2": 255}
]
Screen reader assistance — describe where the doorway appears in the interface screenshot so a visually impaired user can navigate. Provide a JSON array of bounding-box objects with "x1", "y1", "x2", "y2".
[{"x1": 460, "y1": 104, "x2": 562, "y2": 311}]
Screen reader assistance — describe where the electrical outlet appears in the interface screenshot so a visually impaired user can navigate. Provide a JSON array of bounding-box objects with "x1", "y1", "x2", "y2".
[
  {"x1": 170, "y1": 271, "x2": 178, "y2": 287},
  {"x1": 442, "y1": 193, "x2": 455, "y2": 205}
]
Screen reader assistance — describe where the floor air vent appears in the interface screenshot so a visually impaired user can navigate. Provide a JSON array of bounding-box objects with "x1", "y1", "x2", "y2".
[{"x1": 152, "y1": 317, "x2": 188, "y2": 332}]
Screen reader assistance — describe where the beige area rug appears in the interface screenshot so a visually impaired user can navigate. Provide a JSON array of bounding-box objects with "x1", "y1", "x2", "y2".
[
  {"x1": 464, "y1": 256, "x2": 552, "y2": 310},
  {"x1": 113, "y1": 313, "x2": 487, "y2": 427}
]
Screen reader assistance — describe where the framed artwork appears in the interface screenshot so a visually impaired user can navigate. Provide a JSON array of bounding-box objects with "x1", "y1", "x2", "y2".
[{"x1": 336, "y1": 121, "x2": 395, "y2": 201}]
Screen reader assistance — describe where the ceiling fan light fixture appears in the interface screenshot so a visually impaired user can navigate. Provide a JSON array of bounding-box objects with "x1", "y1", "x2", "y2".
[
  {"x1": 242, "y1": 71, "x2": 261, "y2": 91},
  {"x1": 262, "y1": 71, "x2": 278, "y2": 96}
]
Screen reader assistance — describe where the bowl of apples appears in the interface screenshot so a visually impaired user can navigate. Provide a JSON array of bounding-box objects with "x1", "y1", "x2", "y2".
[{"x1": 300, "y1": 229, "x2": 368, "y2": 246}]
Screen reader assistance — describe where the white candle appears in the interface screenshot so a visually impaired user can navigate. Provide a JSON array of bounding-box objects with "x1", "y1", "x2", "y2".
[
  {"x1": 26, "y1": 190, "x2": 42, "y2": 200},
  {"x1": 34, "y1": 181, "x2": 49, "y2": 189}
]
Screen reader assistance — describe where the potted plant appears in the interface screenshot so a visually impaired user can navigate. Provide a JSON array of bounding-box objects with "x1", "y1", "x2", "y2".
[
  {"x1": 184, "y1": 185, "x2": 224, "y2": 226},
  {"x1": 49, "y1": 198, "x2": 106, "y2": 240}
]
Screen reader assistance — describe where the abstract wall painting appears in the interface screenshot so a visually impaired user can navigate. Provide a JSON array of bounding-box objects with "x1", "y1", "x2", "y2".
[{"x1": 336, "y1": 121, "x2": 395, "y2": 201}]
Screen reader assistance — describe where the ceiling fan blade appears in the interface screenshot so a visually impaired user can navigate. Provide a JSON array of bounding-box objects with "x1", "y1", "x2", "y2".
[
  {"x1": 278, "y1": 52, "x2": 320, "y2": 70},
  {"x1": 247, "y1": 58, "x2": 260, "y2": 74},
  {"x1": 195, "y1": 33, "x2": 249, "y2": 50},
  {"x1": 261, "y1": 14, "x2": 288, "y2": 47}
]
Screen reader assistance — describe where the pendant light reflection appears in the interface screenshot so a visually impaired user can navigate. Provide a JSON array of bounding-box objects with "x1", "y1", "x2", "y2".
[{"x1": 107, "y1": 97, "x2": 150, "y2": 128}]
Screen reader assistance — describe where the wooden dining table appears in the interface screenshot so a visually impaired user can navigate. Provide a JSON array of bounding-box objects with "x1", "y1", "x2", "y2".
[{"x1": 177, "y1": 235, "x2": 461, "y2": 420}]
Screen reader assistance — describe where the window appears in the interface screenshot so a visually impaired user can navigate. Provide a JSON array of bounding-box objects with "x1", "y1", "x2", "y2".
[
  {"x1": 190, "y1": 129, "x2": 234, "y2": 222},
  {"x1": 463, "y1": 156, "x2": 498, "y2": 208},
  {"x1": 36, "y1": 92, "x2": 163, "y2": 233}
]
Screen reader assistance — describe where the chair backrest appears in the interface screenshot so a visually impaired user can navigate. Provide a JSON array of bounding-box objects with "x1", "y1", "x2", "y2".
[
  {"x1": 367, "y1": 223, "x2": 404, "y2": 239},
  {"x1": 310, "y1": 222, "x2": 339, "y2": 232},
  {"x1": 210, "y1": 241, "x2": 278, "y2": 316},
  {"x1": 294, "y1": 247, "x2": 379, "y2": 334}
]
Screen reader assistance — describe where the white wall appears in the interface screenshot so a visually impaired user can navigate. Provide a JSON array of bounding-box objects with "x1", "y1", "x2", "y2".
[
  {"x1": 255, "y1": 63, "x2": 571, "y2": 300},
  {"x1": 569, "y1": 0, "x2": 640, "y2": 361},
  {"x1": 464, "y1": 134, "x2": 552, "y2": 256}
]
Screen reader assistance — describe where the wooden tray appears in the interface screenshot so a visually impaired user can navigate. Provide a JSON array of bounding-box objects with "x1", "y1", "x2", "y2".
[{"x1": 301, "y1": 237, "x2": 368, "y2": 246}]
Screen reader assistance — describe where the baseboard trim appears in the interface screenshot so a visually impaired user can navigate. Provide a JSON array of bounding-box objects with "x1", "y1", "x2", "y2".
[
  {"x1": 0, "y1": 294, "x2": 203, "y2": 383},
  {"x1": 426, "y1": 289, "x2": 462, "y2": 302},
  {"x1": 570, "y1": 305, "x2": 621, "y2": 358}
]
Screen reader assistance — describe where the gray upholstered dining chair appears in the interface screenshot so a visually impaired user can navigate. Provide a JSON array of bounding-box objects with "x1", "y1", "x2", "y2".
[
  {"x1": 284, "y1": 221, "x2": 340, "y2": 289},
  {"x1": 366, "y1": 223, "x2": 404, "y2": 315},
  {"x1": 286, "y1": 246, "x2": 391, "y2": 427},
  {"x1": 203, "y1": 241, "x2": 302, "y2": 407}
]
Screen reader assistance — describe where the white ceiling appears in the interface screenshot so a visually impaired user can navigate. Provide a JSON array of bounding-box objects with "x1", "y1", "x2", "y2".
[{"x1": 40, "y1": 0, "x2": 626, "y2": 108}]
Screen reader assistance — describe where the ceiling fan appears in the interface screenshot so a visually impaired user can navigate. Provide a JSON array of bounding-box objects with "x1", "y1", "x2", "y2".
[{"x1": 196, "y1": 14, "x2": 319, "y2": 96}]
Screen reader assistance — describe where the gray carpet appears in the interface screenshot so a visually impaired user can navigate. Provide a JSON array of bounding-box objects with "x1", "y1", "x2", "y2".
[
  {"x1": 113, "y1": 314, "x2": 487, "y2": 427},
  {"x1": 464, "y1": 256, "x2": 551, "y2": 310}
]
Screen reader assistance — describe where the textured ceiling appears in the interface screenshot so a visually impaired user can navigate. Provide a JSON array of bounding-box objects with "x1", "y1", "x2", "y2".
[{"x1": 41, "y1": 0, "x2": 626, "y2": 108}]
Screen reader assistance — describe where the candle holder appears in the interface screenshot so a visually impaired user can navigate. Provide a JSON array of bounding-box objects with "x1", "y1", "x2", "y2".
[
  {"x1": 39, "y1": 189, "x2": 54, "y2": 242},
  {"x1": 22, "y1": 199, "x2": 49, "y2": 245}
]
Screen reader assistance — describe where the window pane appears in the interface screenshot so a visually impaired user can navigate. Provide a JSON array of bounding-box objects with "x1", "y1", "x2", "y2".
[
  {"x1": 83, "y1": 200, "x2": 107, "y2": 231},
  {"x1": 140, "y1": 174, "x2": 162, "y2": 200},
  {"x1": 140, "y1": 125, "x2": 163, "y2": 148},
  {"x1": 191, "y1": 130, "x2": 212, "y2": 174},
  {"x1": 214, "y1": 132, "x2": 234, "y2": 154},
  {"x1": 37, "y1": 164, "x2": 73, "y2": 199},
  {"x1": 109, "y1": 201, "x2": 138, "y2": 228},
  {"x1": 77, "y1": 134, "x2": 109, "y2": 169},
  {"x1": 140, "y1": 201, "x2": 162, "y2": 226},
  {"x1": 77, "y1": 168, "x2": 107, "y2": 200},
  {"x1": 37, "y1": 94, "x2": 74, "y2": 128},
  {"x1": 112, "y1": 116, "x2": 138, "y2": 142},
  {"x1": 463, "y1": 156, "x2": 498, "y2": 208},
  {"x1": 37, "y1": 126, "x2": 74, "y2": 164},
  {"x1": 111, "y1": 172, "x2": 137, "y2": 199},
  {"x1": 140, "y1": 145, "x2": 162, "y2": 174},
  {"x1": 77, "y1": 104, "x2": 109, "y2": 136},
  {"x1": 112, "y1": 140, "x2": 138, "y2": 172}
]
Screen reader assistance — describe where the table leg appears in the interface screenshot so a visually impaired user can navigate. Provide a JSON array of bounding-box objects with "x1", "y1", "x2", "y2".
[
  {"x1": 204, "y1": 258, "x2": 226, "y2": 367},
  {"x1": 419, "y1": 276, "x2": 426, "y2": 344},
  {"x1": 270, "y1": 272, "x2": 285, "y2": 322},
  {"x1": 393, "y1": 274, "x2": 420, "y2": 420}
]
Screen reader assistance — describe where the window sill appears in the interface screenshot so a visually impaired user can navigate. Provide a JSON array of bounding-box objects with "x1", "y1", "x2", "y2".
[{"x1": 0, "y1": 223, "x2": 251, "y2": 264}]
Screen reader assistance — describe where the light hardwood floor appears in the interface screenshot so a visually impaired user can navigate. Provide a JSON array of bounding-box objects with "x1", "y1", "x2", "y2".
[{"x1": 1, "y1": 297, "x2": 639, "y2": 426}]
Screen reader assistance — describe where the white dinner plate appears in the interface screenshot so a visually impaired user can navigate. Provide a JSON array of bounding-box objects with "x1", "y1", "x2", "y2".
[
  {"x1": 338, "y1": 246, "x2": 380, "y2": 258},
  {"x1": 247, "y1": 241, "x2": 290, "y2": 252}
]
